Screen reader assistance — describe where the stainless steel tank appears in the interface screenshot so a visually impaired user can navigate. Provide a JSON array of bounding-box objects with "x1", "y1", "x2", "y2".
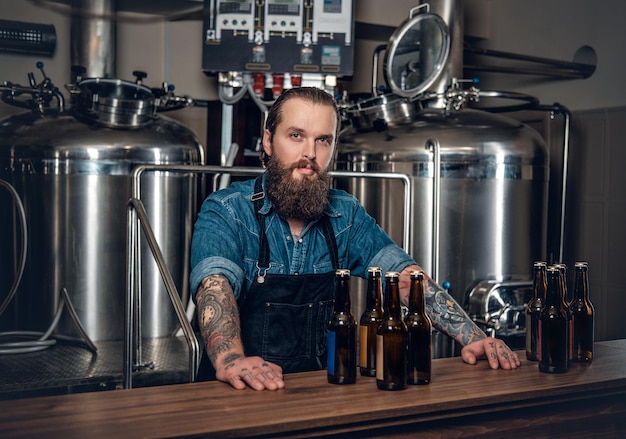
[
  {"x1": 0, "y1": 76, "x2": 203, "y2": 341},
  {"x1": 338, "y1": 105, "x2": 548, "y2": 299},
  {"x1": 336, "y1": 2, "x2": 549, "y2": 356}
]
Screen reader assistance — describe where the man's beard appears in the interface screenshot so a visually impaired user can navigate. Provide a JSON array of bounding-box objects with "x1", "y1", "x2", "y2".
[{"x1": 265, "y1": 155, "x2": 331, "y2": 222}]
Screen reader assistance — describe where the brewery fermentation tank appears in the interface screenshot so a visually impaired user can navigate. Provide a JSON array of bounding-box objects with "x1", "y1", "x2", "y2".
[
  {"x1": 0, "y1": 75, "x2": 203, "y2": 341},
  {"x1": 335, "y1": 3, "x2": 549, "y2": 355},
  {"x1": 337, "y1": 105, "x2": 548, "y2": 301}
]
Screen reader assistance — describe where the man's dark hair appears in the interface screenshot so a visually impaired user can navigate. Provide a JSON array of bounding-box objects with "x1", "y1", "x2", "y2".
[{"x1": 261, "y1": 87, "x2": 340, "y2": 167}]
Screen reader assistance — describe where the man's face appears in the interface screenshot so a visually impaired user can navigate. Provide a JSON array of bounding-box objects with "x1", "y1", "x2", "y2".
[
  {"x1": 262, "y1": 97, "x2": 338, "y2": 221},
  {"x1": 262, "y1": 97, "x2": 337, "y2": 178}
]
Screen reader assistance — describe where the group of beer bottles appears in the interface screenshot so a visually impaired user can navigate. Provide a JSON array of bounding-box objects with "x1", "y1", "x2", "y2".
[
  {"x1": 525, "y1": 261, "x2": 595, "y2": 373},
  {"x1": 327, "y1": 267, "x2": 432, "y2": 390}
]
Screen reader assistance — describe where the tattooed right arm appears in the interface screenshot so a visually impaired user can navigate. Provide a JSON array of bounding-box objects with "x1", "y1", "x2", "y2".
[{"x1": 196, "y1": 274, "x2": 245, "y2": 372}]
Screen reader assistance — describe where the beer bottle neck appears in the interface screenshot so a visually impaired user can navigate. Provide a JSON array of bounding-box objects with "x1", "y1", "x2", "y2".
[
  {"x1": 574, "y1": 268, "x2": 590, "y2": 301},
  {"x1": 532, "y1": 265, "x2": 547, "y2": 301},
  {"x1": 384, "y1": 278, "x2": 402, "y2": 319},
  {"x1": 546, "y1": 269, "x2": 562, "y2": 307},
  {"x1": 366, "y1": 273, "x2": 382, "y2": 309},
  {"x1": 408, "y1": 275, "x2": 426, "y2": 313},
  {"x1": 334, "y1": 276, "x2": 351, "y2": 312}
]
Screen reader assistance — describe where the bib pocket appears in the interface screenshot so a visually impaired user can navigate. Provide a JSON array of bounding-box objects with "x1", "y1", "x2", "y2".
[{"x1": 261, "y1": 302, "x2": 314, "y2": 361}]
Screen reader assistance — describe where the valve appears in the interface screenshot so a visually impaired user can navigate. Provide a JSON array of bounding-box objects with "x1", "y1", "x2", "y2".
[
  {"x1": 444, "y1": 77, "x2": 481, "y2": 111},
  {"x1": 0, "y1": 61, "x2": 64, "y2": 114}
]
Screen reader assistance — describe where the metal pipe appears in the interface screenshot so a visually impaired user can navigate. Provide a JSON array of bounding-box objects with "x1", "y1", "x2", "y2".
[
  {"x1": 130, "y1": 165, "x2": 413, "y2": 250},
  {"x1": 70, "y1": 0, "x2": 116, "y2": 78},
  {"x1": 371, "y1": 44, "x2": 387, "y2": 96},
  {"x1": 464, "y1": 47, "x2": 595, "y2": 79},
  {"x1": 526, "y1": 104, "x2": 571, "y2": 264},
  {"x1": 426, "y1": 138, "x2": 441, "y2": 282},
  {"x1": 123, "y1": 198, "x2": 200, "y2": 389},
  {"x1": 123, "y1": 198, "x2": 137, "y2": 389}
]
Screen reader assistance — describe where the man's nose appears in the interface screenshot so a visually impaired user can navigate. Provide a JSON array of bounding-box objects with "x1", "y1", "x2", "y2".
[{"x1": 302, "y1": 140, "x2": 316, "y2": 160}]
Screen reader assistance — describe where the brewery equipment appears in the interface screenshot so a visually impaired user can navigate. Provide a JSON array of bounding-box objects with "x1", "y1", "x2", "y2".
[
  {"x1": 336, "y1": 2, "x2": 549, "y2": 355},
  {"x1": 0, "y1": 66, "x2": 203, "y2": 341}
]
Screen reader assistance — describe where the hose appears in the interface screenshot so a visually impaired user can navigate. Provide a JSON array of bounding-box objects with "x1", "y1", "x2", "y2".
[
  {"x1": 0, "y1": 179, "x2": 27, "y2": 317},
  {"x1": 0, "y1": 179, "x2": 97, "y2": 355}
]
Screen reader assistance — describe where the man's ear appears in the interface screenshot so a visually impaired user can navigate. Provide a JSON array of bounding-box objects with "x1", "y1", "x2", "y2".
[{"x1": 262, "y1": 129, "x2": 272, "y2": 157}]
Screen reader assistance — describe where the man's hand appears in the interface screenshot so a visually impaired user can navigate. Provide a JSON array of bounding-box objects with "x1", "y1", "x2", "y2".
[
  {"x1": 215, "y1": 355, "x2": 285, "y2": 391},
  {"x1": 461, "y1": 337, "x2": 521, "y2": 370}
]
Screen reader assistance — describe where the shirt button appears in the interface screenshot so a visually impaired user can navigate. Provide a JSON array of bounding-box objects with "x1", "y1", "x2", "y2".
[{"x1": 298, "y1": 238, "x2": 303, "y2": 243}]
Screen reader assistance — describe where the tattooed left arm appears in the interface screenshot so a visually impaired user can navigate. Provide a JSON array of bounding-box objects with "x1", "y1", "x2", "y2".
[
  {"x1": 398, "y1": 265, "x2": 521, "y2": 370},
  {"x1": 398, "y1": 265, "x2": 485, "y2": 345}
]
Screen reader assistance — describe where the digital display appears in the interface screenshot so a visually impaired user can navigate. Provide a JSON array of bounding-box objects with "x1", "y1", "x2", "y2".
[
  {"x1": 219, "y1": 0, "x2": 253, "y2": 13},
  {"x1": 267, "y1": 0, "x2": 300, "y2": 15},
  {"x1": 324, "y1": 0, "x2": 342, "y2": 13}
]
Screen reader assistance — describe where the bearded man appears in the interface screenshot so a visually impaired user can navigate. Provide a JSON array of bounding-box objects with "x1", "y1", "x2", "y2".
[{"x1": 190, "y1": 87, "x2": 520, "y2": 391}]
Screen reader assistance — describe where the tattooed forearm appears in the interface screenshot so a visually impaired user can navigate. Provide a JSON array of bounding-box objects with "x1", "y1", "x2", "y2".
[
  {"x1": 423, "y1": 279, "x2": 487, "y2": 346},
  {"x1": 196, "y1": 275, "x2": 243, "y2": 366}
]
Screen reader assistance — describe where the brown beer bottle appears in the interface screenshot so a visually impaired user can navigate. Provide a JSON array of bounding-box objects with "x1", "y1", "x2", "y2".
[
  {"x1": 556, "y1": 263, "x2": 573, "y2": 365},
  {"x1": 526, "y1": 261, "x2": 547, "y2": 361},
  {"x1": 538, "y1": 266, "x2": 569, "y2": 373},
  {"x1": 376, "y1": 272, "x2": 407, "y2": 390},
  {"x1": 359, "y1": 267, "x2": 384, "y2": 377},
  {"x1": 327, "y1": 269, "x2": 357, "y2": 384},
  {"x1": 570, "y1": 262, "x2": 594, "y2": 362},
  {"x1": 405, "y1": 270, "x2": 431, "y2": 385}
]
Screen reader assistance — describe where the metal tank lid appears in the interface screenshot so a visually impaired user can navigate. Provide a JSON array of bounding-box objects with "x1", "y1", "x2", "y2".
[
  {"x1": 345, "y1": 6, "x2": 450, "y2": 130},
  {"x1": 74, "y1": 78, "x2": 157, "y2": 128},
  {"x1": 383, "y1": 6, "x2": 450, "y2": 99}
]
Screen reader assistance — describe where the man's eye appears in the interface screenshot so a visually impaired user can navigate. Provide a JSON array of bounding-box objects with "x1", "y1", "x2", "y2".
[{"x1": 291, "y1": 133, "x2": 301, "y2": 139}]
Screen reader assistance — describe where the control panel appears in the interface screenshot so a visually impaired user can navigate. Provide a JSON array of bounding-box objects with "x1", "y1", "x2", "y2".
[{"x1": 202, "y1": 0, "x2": 354, "y2": 77}]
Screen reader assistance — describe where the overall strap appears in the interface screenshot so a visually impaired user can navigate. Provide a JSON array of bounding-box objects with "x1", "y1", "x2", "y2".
[{"x1": 252, "y1": 176, "x2": 271, "y2": 274}]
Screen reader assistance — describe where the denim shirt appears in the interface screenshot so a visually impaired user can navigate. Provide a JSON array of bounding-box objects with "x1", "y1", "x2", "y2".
[{"x1": 190, "y1": 174, "x2": 416, "y2": 300}]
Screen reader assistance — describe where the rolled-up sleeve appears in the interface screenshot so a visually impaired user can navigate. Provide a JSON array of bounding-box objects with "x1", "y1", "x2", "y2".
[
  {"x1": 190, "y1": 256, "x2": 245, "y2": 302},
  {"x1": 190, "y1": 193, "x2": 247, "y2": 300}
]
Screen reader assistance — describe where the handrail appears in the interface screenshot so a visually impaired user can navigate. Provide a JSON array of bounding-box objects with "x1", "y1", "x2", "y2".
[
  {"x1": 124, "y1": 198, "x2": 200, "y2": 388},
  {"x1": 124, "y1": 165, "x2": 413, "y2": 389}
]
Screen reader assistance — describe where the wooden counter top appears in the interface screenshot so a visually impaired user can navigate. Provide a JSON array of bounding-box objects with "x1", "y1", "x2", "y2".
[{"x1": 1, "y1": 340, "x2": 626, "y2": 438}]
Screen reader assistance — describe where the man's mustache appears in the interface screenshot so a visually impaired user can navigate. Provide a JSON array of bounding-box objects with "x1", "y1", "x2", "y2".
[{"x1": 290, "y1": 159, "x2": 322, "y2": 174}]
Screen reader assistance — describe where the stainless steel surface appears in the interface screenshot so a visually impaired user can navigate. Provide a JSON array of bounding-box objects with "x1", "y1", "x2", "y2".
[
  {"x1": 465, "y1": 280, "x2": 532, "y2": 339},
  {"x1": 125, "y1": 196, "x2": 200, "y2": 388},
  {"x1": 383, "y1": 4, "x2": 450, "y2": 100},
  {"x1": 70, "y1": 0, "x2": 116, "y2": 78},
  {"x1": 423, "y1": 0, "x2": 464, "y2": 109},
  {"x1": 0, "y1": 336, "x2": 191, "y2": 400},
  {"x1": 0, "y1": 79, "x2": 203, "y2": 342},
  {"x1": 371, "y1": 44, "x2": 387, "y2": 96},
  {"x1": 338, "y1": 107, "x2": 549, "y2": 304},
  {"x1": 344, "y1": 94, "x2": 418, "y2": 131},
  {"x1": 464, "y1": 45, "x2": 596, "y2": 79},
  {"x1": 426, "y1": 138, "x2": 441, "y2": 283},
  {"x1": 76, "y1": 78, "x2": 156, "y2": 127},
  {"x1": 557, "y1": 106, "x2": 571, "y2": 263}
]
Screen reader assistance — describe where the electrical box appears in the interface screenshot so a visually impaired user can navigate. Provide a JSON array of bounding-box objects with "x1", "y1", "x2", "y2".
[{"x1": 202, "y1": 0, "x2": 354, "y2": 77}]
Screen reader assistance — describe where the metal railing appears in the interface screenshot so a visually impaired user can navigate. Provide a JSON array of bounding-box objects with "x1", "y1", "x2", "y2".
[{"x1": 123, "y1": 165, "x2": 413, "y2": 389}]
